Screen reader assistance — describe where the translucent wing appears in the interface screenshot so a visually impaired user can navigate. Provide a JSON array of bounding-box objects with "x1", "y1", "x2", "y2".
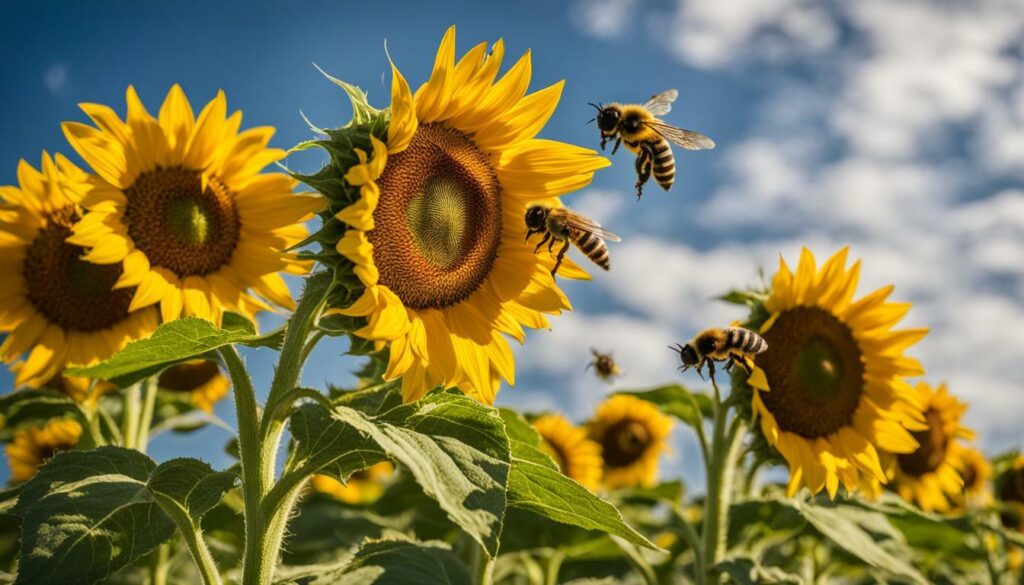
[
  {"x1": 644, "y1": 120, "x2": 716, "y2": 150},
  {"x1": 643, "y1": 89, "x2": 678, "y2": 116},
  {"x1": 561, "y1": 209, "x2": 622, "y2": 242}
]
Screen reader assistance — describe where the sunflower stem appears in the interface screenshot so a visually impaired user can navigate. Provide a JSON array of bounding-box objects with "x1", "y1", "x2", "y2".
[
  {"x1": 136, "y1": 377, "x2": 158, "y2": 453},
  {"x1": 701, "y1": 381, "x2": 747, "y2": 583},
  {"x1": 122, "y1": 383, "x2": 141, "y2": 450}
]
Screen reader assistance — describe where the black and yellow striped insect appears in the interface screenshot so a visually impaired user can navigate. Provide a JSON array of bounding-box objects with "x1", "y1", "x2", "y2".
[
  {"x1": 589, "y1": 89, "x2": 715, "y2": 199},
  {"x1": 670, "y1": 326, "x2": 767, "y2": 383},
  {"x1": 524, "y1": 205, "x2": 621, "y2": 277}
]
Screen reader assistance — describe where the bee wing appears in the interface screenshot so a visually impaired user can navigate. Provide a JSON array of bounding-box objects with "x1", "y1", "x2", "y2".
[
  {"x1": 644, "y1": 120, "x2": 716, "y2": 150},
  {"x1": 643, "y1": 89, "x2": 678, "y2": 117},
  {"x1": 561, "y1": 210, "x2": 622, "y2": 242}
]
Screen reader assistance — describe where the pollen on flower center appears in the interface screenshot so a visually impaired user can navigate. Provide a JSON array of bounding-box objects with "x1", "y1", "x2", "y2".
[
  {"x1": 370, "y1": 124, "x2": 502, "y2": 310},
  {"x1": 897, "y1": 409, "x2": 948, "y2": 476},
  {"x1": 759, "y1": 307, "x2": 865, "y2": 439},
  {"x1": 124, "y1": 166, "x2": 240, "y2": 276},
  {"x1": 22, "y1": 207, "x2": 134, "y2": 332},
  {"x1": 602, "y1": 420, "x2": 650, "y2": 467}
]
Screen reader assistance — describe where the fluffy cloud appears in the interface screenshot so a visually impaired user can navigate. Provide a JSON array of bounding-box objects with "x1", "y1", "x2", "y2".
[{"x1": 568, "y1": 0, "x2": 1024, "y2": 453}]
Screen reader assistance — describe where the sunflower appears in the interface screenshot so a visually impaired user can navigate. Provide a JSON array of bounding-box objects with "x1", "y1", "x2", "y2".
[
  {"x1": 157, "y1": 359, "x2": 230, "y2": 413},
  {"x1": 998, "y1": 456, "x2": 1024, "y2": 532},
  {"x1": 5, "y1": 419, "x2": 82, "y2": 482},
  {"x1": 327, "y1": 27, "x2": 609, "y2": 404},
  {"x1": 8, "y1": 363, "x2": 114, "y2": 406},
  {"x1": 957, "y1": 445, "x2": 992, "y2": 505},
  {"x1": 311, "y1": 462, "x2": 395, "y2": 505},
  {"x1": 588, "y1": 395, "x2": 673, "y2": 489},
  {"x1": 884, "y1": 382, "x2": 974, "y2": 512},
  {"x1": 60, "y1": 85, "x2": 322, "y2": 326},
  {"x1": 0, "y1": 153, "x2": 159, "y2": 387},
  {"x1": 747, "y1": 247, "x2": 929, "y2": 498},
  {"x1": 532, "y1": 413, "x2": 603, "y2": 491}
]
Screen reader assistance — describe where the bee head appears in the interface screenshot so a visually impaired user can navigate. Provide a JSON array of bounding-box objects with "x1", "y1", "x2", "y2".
[
  {"x1": 596, "y1": 105, "x2": 621, "y2": 132},
  {"x1": 670, "y1": 343, "x2": 700, "y2": 368},
  {"x1": 524, "y1": 205, "x2": 548, "y2": 231}
]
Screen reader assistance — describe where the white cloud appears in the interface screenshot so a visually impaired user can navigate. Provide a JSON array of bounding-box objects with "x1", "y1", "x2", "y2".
[
  {"x1": 570, "y1": 0, "x2": 1024, "y2": 456},
  {"x1": 571, "y1": 0, "x2": 639, "y2": 40},
  {"x1": 43, "y1": 63, "x2": 68, "y2": 95}
]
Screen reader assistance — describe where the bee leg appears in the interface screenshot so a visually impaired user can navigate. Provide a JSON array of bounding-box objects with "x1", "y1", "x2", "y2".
[
  {"x1": 635, "y1": 148, "x2": 652, "y2": 200},
  {"x1": 707, "y1": 359, "x2": 717, "y2": 386},
  {"x1": 725, "y1": 357, "x2": 735, "y2": 372},
  {"x1": 550, "y1": 239, "x2": 571, "y2": 277},
  {"x1": 612, "y1": 137, "x2": 622, "y2": 155},
  {"x1": 533, "y1": 232, "x2": 551, "y2": 253},
  {"x1": 600, "y1": 135, "x2": 610, "y2": 151}
]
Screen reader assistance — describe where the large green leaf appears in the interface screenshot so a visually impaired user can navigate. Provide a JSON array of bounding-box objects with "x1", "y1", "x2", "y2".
[
  {"x1": 277, "y1": 538, "x2": 470, "y2": 585},
  {"x1": 795, "y1": 499, "x2": 928, "y2": 584},
  {"x1": 148, "y1": 458, "x2": 236, "y2": 521},
  {"x1": 714, "y1": 557, "x2": 804, "y2": 584},
  {"x1": 615, "y1": 384, "x2": 712, "y2": 429},
  {"x1": 289, "y1": 392, "x2": 510, "y2": 557},
  {"x1": 66, "y1": 317, "x2": 258, "y2": 385},
  {"x1": 0, "y1": 390, "x2": 84, "y2": 440},
  {"x1": 499, "y1": 410, "x2": 657, "y2": 550},
  {"x1": 12, "y1": 447, "x2": 174, "y2": 585}
]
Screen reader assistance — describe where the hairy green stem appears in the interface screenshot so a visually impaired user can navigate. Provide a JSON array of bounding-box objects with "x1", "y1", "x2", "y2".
[
  {"x1": 544, "y1": 550, "x2": 565, "y2": 585},
  {"x1": 122, "y1": 383, "x2": 141, "y2": 450},
  {"x1": 149, "y1": 542, "x2": 170, "y2": 585},
  {"x1": 136, "y1": 377, "x2": 158, "y2": 453},
  {"x1": 673, "y1": 505, "x2": 704, "y2": 582},
  {"x1": 701, "y1": 381, "x2": 747, "y2": 583}
]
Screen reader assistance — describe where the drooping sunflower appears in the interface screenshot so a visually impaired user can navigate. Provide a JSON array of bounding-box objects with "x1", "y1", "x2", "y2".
[
  {"x1": 157, "y1": 359, "x2": 230, "y2": 413},
  {"x1": 327, "y1": 27, "x2": 609, "y2": 404},
  {"x1": 884, "y1": 382, "x2": 974, "y2": 512},
  {"x1": 0, "y1": 153, "x2": 158, "y2": 387},
  {"x1": 60, "y1": 85, "x2": 322, "y2": 326},
  {"x1": 588, "y1": 395, "x2": 673, "y2": 489},
  {"x1": 747, "y1": 247, "x2": 929, "y2": 498},
  {"x1": 957, "y1": 445, "x2": 992, "y2": 505},
  {"x1": 532, "y1": 413, "x2": 603, "y2": 491},
  {"x1": 5, "y1": 419, "x2": 82, "y2": 482},
  {"x1": 311, "y1": 462, "x2": 395, "y2": 505}
]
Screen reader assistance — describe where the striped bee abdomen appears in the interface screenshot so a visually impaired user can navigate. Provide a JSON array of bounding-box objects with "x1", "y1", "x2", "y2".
[
  {"x1": 726, "y1": 327, "x2": 767, "y2": 354},
  {"x1": 647, "y1": 138, "x2": 676, "y2": 190},
  {"x1": 570, "y1": 228, "x2": 611, "y2": 270}
]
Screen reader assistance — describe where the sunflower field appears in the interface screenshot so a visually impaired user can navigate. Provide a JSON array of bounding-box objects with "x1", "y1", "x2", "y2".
[{"x1": 1, "y1": 22, "x2": 1022, "y2": 585}]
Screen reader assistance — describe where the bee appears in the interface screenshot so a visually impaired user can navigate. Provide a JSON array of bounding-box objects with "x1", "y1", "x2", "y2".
[
  {"x1": 670, "y1": 326, "x2": 767, "y2": 383},
  {"x1": 586, "y1": 348, "x2": 621, "y2": 383},
  {"x1": 524, "y1": 205, "x2": 621, "y2": 277},
  {"x1": 589, "y1": 89, "x2": 715, "y2": 199}
]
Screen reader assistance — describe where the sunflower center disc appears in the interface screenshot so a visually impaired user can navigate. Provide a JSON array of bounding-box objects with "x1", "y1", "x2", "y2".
[
  {"x1": 759, "y1": 306, "x2": 865, "y2": 439},
  {"x1": 158, "y1": 360, "x2": 220, "y2": 393},
  {"x1": 370, "y1": 124, "x2": 502, "y2": 310},
  {"x1": 602, "y1": 421, "x2": 650, "y2": 467},
  {"x1": 124, "y1": 166, "x2": 240, "y2": 276},
  {"x1": 22, "y1": 207, "x2": 134, "y2": 332},
  {"x1": 897, "y1": 408, "x2": 948, "y2": 476}
]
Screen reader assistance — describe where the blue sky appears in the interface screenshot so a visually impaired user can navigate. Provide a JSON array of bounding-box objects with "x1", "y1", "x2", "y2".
[{"x1": 2, "y1": 0, "x2": 1022, "y2": 485}]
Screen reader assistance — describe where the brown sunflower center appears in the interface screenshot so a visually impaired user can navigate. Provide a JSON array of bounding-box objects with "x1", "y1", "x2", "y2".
[
  {"x1": 124, "y1": 166, "x2": 240, "y2": 277},
  {"x1": 369, "y1": 124, "x2": 502, "y2": 310},
  {"x1": 601, "y1": 420, "x2": 651, "y2": 467},
  {"x1": 22, "y1": 207, "x2": 134, "y2": 332},
  {"x1": 961, "y1": 463, "x2": 978, "y2": 491},
  {"x1": 759, "y1": 306, "x2": 865, "y2": 439},
  {"x1": 897, "y1": 408, "x2": 948, "y2": 476},
  {"x1": 158, "y1": 360, "x2": 220, "y2": 393}
]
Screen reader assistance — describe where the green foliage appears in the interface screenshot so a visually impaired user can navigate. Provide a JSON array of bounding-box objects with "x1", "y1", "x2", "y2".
[
  {"x1": 615, "y1": 384, "x2": 712, "y2": 429},
  {"x1": 279, "y1": 538, "x2": 471, "y2": 585},
  {"x1": 0, "y1": 389, "x2": 84, "y2": 440}
]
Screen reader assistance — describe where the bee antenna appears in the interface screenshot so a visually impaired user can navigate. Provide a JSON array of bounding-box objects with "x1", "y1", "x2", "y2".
[
  {"x1": 585, "y1": 117, "x2": 595, "y2": 125},
  {"x1": 587, "y1": 102, "x2": 602, "y2": 112}
]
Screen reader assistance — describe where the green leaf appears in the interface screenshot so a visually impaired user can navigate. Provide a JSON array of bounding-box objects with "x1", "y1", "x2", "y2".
[
  {"x1": 496, "y1": 409, "x2": 657, "y2": 550},
  {"x1": 289, "y1": 392, "x2": 510, "y2": 557},
  {"x1": 615, "y1": 384, "x2": 712, "y2": 428},
  {"x1": 0, "y1": 390, "x2": 83, "y2": 440},
  {"x1": 714, "y1": 556, "x2": 804, "y2": 584},
  {"x1": 795, "y1": 499, "x2": 928, "y2": 584},
  {"x1": 312, "y1": 64, "x2": 382, "y2": 128},
  {"x1": 66, "y1": 317, "x2": 256, "y2": 384},
  {"x1": 278, "y1": 538, "x2": 471, "y2": 585},
  {"x1": 12, "y1": 447, "x2": 175, "y2": 585},
  {"x1": 148, "y1": 458, "x2": 236, "y2": 521}
]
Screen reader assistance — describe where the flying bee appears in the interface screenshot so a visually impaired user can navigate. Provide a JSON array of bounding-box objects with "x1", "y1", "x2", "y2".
[
  {"x1": 589, "y1": 89, "x2": 715, "y2": 199},
  {"x1": 586, "y1": 348, "x2": 621, "y2": 383},
  {"x1": 670, "y1": 326, "x2": 767, "y2": 383},
  {"x1": 524, "y1": 205, "x2": 621, "y2": 277}
]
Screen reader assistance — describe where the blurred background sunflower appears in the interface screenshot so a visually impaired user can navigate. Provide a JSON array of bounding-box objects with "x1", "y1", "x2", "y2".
[
  {"x1": 587, "y1": 395, "x2": 672, "y2": 489},
  {"x1": 532, "y1": 413, "x2": 603, "y2": 491},
  {"x1": 311, "y1": 462, "x2": 395, "y2": 505},
  {"x1": 4, "y1": 419, "x2": 81, "y2": 483},
  {"x1": 156, "y1": 359, "x2": 230, "y2": 413}
]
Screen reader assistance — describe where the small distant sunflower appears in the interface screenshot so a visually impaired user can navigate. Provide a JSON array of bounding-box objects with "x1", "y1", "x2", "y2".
[
  {"x1": 0, "y1": 153, "x2": 158, "y2": 387},
  {"x1": 747, "y1": 247, "x2": 929, "y2": 498},
  {"x1": 5, "y1": 419, "x2": 82, "y2": 482},
  {"x1": 532, "y1": 413, "x2": 603, "y2": 491},
  {"x1": 157, "y1": 359, "x2": 230, "y2": 413},
  {"x1": 61, "y1": 85, "x2": 322, "y2": 325},
  {"x1": 886, "y1": 383, "x2": 974, "y2": 512},
  {"x1": 958, "y1": 445, "x2": 992, "y2": 505},
  {"x1": 311, "y1": 462, "x2": 395, "y2": 505},
  {"x1": 588, "y1": 395, "x2": 673, "y2": 489},
  {"x1": 328, "y1": 27, "x2": 609, "y2": 404},
  {"x1": 998, "y1": 456, "x2": 1024, "y2": 532}
]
